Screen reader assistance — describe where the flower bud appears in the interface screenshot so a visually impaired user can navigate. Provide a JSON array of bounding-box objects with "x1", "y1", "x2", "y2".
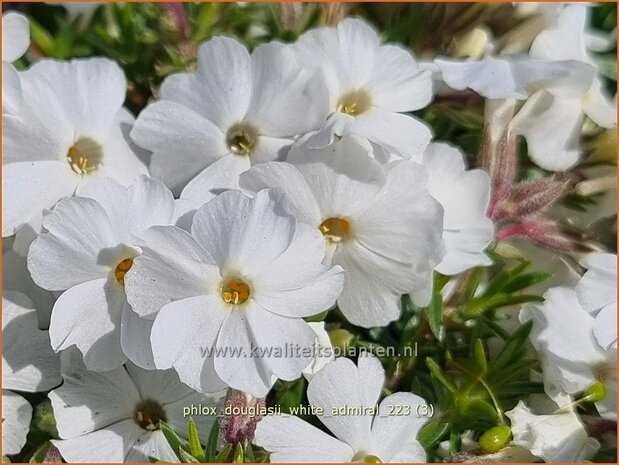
[
  {"x1": 329, "y1": 328, "x2": 353, "y2": 353},
  {"x1": 219, "y1": 389, "x2": 266, "y2": 445},
  {"x1": 43, "y1": 444, "x2": 63, "y2": 463},
  {"x1": 34, "y1": 400, "x2": 57, "y2": 437},
  {"x1": 479, "y1": 425, "x2": 512, "y2": 454},
  {"x1": 582, "y1": 381, "x2": 607, "y2": 403}
]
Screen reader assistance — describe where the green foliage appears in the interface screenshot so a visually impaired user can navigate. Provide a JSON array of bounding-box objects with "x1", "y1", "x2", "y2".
[{"x1": 154, "y1": 419, "x2": 264, "y2": 464}]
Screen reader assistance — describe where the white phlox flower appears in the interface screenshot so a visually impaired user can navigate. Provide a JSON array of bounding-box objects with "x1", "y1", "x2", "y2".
[
  {"x1": 521, "y1": 286, "x2": 617, "y2": 421},
  {"x1": 27, "y1": 176, "x2": 178, "y2": 372},
  {"x1": 435, "y1": 55, "x2": 593, "y2": 101},
  {"x1": 575, "y1": 253, "x2": 617, "y2": 350},
  {"x1": 240, "y1": 137, "x2": 444, "y2": 327},
  {"x1": 506, "y1": 400, "x2": 600, "y2": 462},
  {"x1": 49, "y1": 348, "x2": 220, "y2": 463},
  {"x1": 2, "y1": 292, "x2": 61, "y2": 456},
  {"x1": 131, "y1": 36, "x2": 327, "y2": 195},
  {"x1": 409, "y1": 142, "x2": 493, "y2": 306},
  {"x1": 512, "y1": 3, "x2": 617, "y2": 171},
  {"x1": 293, "y1": 18, "x2": 434, "y2": 157},
  {"x1": 436, "y1": 5, "x2": 617, "y2": 172},
  {"x1": 124, "y1": 189, "x2": 345, "y2": 397},
  {"x1": 421, "y1": 142, "x2": 493, "y2": 275},
  {"x1": 254, "y1": 354, "x2": 429, "y2": 463},
  {"x1": 2, "y1": 58, "x2": 148, "y2": 251}
]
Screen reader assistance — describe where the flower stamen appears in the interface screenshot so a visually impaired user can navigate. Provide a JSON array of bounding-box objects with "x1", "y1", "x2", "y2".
[
  {"x1": 319, "y1": 217, "x2": 351, "y2": 243},
  {"x1": 337, "y1": 90, "x2": 372, "y2": 116},
  {"x1": 221, "y1": 277, "x2": 251, "y2": 305},
  {"x1": 134, "y1": 399, "x2": 166, "y2": 431},
  {"x1": 114, "y1": 258, "x2": 134, "y2": 286},
  {"x1": 66, "y1": 137, "x2": 103, "y2": 175},
  {"x1": 226, "y1": 124, "x2": 258, "y2": 156}
]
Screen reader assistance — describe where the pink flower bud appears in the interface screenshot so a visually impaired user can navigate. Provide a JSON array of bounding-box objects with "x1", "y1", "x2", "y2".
[{"x1": 219, "y1": 389, "x2": 266, "y2": 445}]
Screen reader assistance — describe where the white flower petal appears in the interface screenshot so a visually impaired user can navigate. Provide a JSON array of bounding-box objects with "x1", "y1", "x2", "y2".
[
  {"x1": 23, "y1": 58, "x2": 126, "y2": 136},
  {"x1": 511, "y1": 90, "x2": 583, "y2": 171},
  {"x1": 125, "y1": 225, "x2": 219, "y2": 318},
  {"x1": 251, "y1": 223, "x2": 344, "y2": 318},
  {"x1": 191, "y1": 189, "x2": 294, "y2": 276},
  {"x1": 335, "y1": 237, "x2": 431, "y2": 327},
  {"x1": 355, "y1": 160, "x2": 444, "y2": 266},
  {"x1": 2, "y1": 249, "x2": 55, "y2": 328},
  {"x1": 370, "y1": 45, "x2": 432, "y2": 112},
  {"x1": 79, "y1": 175, "x2": 176, "y2": 240},
  {"x1": 2, "y1": 12, "x2": 30, "y2": 62},
  {"x1": 583, "y1": 77, "x2": 617, "y2": 128},
  {"x1": 2, "y1": 292, "x2": 60, "y2": 392},
  {"x1": 131, "y1": 100, "x2": 226, "y2": 195},
  {"x1": 352, "y1": 108, "x2": 432, "y2": 157},
  {"x1": 333, "y1": 18, "x2": 380, "y2": 90},
  {"x1": 530, "y1": 4, "x2": 588, "y2": 62},
  {"x1": 593, "y1": 303, "x2": 617, "y2": 351},
  {"x1": 150, "y1": 295, "x2": 228, "y2": 394},
  {"x1": 250, "y1": 135, "x2": 290, "y2": 164},
  {"x1": 2, "y1": 161, "x2": 77, "y2": 237},
  {"x1": 239, "y1": 161, "x2": 322, "y2": 227},
  {"x1": 303, "y1": 322, "x2": 335, "y2": 378},
  {"x1": 52, "y1": 419, "x2": 143, "y2": 463},
  {"x1": 423, "y1": 143, "x2": 493, "y2": 275},
  {"x1": 28, "y1": 197, "x2": 117, "y2": 291},
  {"x1": 162, "y1": 36, "x2": 251, "y2": 130},
  {"x1": 2, "y1": 62, "x2": 22, "y2": 114},
  {"x1": 49, "y1": 278, "x2": 127, "y2": 372},
  {"x1": 121, "y1": 303, "x2": 156, "y2": 370},
  {"x1": 214, "y1": 310, "x2": 273, "y2": 397},
  {"x1": 2, "y1": 390, "x2": 32, "y2": 456},
  {"x1": 180, "y1": 153, "x2": 245, "y2": 209},
  {"x1": 520, "y1": 287, "x2": 608, "y2": 395},
  {"x1": 307, "y1": 356, "x2": 382, "y2": 451},
  {"x1": 287, "y1": 137, "x2": 385, "y2": 218},
  {"x1": 254, "y1": 415, "x2": 354, "y2": 463},
  {"x1": 303, "y1": 113, "x2": 353, "y2": 150},
  {"x1": 246, "y1": 42, "x2": 328, "y2": 136},
  {"x1": 94, "y1": 108, "x2": 149, "y2": 185},
  {"x1": 370, "y1": 392, "x2": 427, "y2": 462},
  {"x1": 506, "y1": 401, "x2": 599, "y2": 462},
  {"x1": 576, "y1": 252, "x2": 617, "y2": 315},
  {"x1": 49, "y1": 349, "x2": 140, "y2": 438},
  {"x1": 125, "y1": 430, "x2": 178, "y2": 463},
  {"x1": 245, "y1": 302, "x2": 316, "y2": 380},
  {"x1": 436, "y1": 56, "x2": 594, "y2": 100}
]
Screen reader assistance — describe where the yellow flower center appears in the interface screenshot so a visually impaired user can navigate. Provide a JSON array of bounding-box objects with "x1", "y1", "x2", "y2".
[
  {"x1": 336, "y1": 90, "x2": 372, "y2": 116},
  {"x1": 226, "y1": 123, "x2": 258, "y2": 155},
  {"x1": 134, "y1": 399, "x2": 166, "y2": 431},
  {"x1": 220, "y1": 277, "x2": 251, "y2": 305},
  {"x1": 319, "y1": 217, "x2": 351, "y2": 243},
  {"x1": 114, "y1": 258, "x2": 134, "y2": 286},
  {"x1": 66, "y1": 137, "x2": 103, "y2": 175}
]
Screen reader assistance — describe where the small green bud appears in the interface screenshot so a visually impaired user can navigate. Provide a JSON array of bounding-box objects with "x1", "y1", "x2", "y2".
[
  {"x1": 329, "y1": 328, "x2": 353, "y2": 352},
  {"x1": 479, "y1": 425, "x2": 512, "y2": 454},
  {"x1": 34, "y1": 400, "x2": 57, "y2": 437},
  {"x1": 364, "y1": 455, "x2": 382, "y2": 463},
  {"x1": 582, "y1": 382, "x2": 607, "y2": 403}
]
